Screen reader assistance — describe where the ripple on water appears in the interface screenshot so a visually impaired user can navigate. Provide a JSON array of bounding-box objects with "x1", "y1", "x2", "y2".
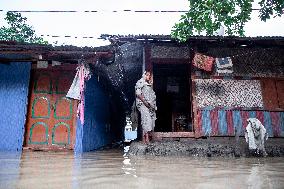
[{"x1": 0, "y1": 150, "x2": 283, "y2": 189}]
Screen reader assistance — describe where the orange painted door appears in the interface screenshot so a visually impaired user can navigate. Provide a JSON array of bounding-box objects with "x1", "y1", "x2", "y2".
[{"x1": 24, "y1": 66, "x2": 77, "y2": 150}]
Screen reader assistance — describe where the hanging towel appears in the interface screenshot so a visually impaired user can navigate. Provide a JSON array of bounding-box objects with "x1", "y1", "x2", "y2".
[
  {"x1": 66, "y1": 62, "x2": 91, "y2": 100},
  {"x1": 192, "y1": 53, "x2": 214, "y2": 72},
  {"x1": 216, "y1": 57, "x2": 233, "y2": 68},
  {"x1": 216, "y1": 57, "x2": 233, "y2": 74},
  {"x1": 245, "y1": 118, "x2": 268, "y2": 155},
  {"x1": 66, "y1": 61, "x2": 92, "y2": 124}
]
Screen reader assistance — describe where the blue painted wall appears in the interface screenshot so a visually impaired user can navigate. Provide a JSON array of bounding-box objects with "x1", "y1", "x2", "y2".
[
  {"x1": 75, "y1": 76, "x2": 121, "y2": 153},
  {"x1": 0, "y1": 62, "x2": 31, "y2": 151}
]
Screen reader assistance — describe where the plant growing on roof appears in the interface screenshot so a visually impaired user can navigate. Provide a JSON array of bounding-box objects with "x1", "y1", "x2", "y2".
[
  {"x1": 171, "y1": 0, "x2": 284, "y2": 42},
  {"x1": 0, "y1": 12, "x2": 48, "y2": 44}
]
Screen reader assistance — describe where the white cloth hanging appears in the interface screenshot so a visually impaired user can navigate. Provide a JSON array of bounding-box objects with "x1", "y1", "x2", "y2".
[
  {"x1": 66, "y1": 62, "x2": 91, "y2": 100},
  {"x1": 245, "y1": 118, "x2": 268, "y2": 155},
  {"x1": 66, "y1": 61, "x2": 92, "y2": 124},
  {"x1": 66, "y1": 71, "x2": 81, "y2": 100}
]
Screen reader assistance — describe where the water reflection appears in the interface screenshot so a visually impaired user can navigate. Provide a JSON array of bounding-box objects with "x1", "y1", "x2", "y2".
[
  {"x1": 0, "y1": 152, "x2": 21, "y2": 189},
  {"x1": 122, "y1": 153, "x2": 137, "y2": 178},
  {"x1": 0, "y1": 150, "x2": 283, "y2": 189}
]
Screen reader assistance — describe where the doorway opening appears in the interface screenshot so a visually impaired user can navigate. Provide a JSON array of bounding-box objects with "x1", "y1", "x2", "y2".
[{"x1": 153, "y1": 63, "x2": 192, "y2": 133}]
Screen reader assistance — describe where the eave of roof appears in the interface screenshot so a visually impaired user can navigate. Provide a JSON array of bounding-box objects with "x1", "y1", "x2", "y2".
[
  {"x1": 0, "y1": 41, "x2": 114, "y2": 63},
  {"x1": 100, "y1": 34, "x2": 284, "y2": 47}
]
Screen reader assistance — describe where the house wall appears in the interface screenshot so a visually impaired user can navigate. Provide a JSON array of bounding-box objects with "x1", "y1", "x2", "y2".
[
  {"x1": 192, "y1": 47, "x2": 284, "y2": 138},
  {"x1": 194, "y1": 78, "x2": 284, "y2": 138},
  {"x1": 0, "y1": 62, "x2": 31, "y2": 151},
  {"x1": 148, "y1": 44, "x2": 284, "y2": 138},
  {"x1": 75, "y1": 76, "x2": 114, "y2": 153}
]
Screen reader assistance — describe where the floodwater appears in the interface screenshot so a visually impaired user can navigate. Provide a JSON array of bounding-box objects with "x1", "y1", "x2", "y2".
[{"x1": 0, "y1": 149, "x2": 284, "y2": 189}]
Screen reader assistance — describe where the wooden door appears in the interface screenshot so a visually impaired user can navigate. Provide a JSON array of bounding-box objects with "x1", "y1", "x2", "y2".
[{"x1": 24, "y1": 66, "x2": 77, "y2": 150}]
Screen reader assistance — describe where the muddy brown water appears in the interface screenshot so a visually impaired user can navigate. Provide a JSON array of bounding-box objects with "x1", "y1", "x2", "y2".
[{"x1": 0, "y1": 149, "x2": 284, "y2": 189}]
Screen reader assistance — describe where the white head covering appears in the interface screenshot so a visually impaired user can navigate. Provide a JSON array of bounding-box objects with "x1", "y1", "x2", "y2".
[{"x1": 142, "y1": 71, "x2": 153, "y2": 86}]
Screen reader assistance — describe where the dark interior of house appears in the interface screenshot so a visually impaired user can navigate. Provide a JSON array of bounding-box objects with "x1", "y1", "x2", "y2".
[{"x1": 153, "y1": 63, "x2": 192, "y2": 132}]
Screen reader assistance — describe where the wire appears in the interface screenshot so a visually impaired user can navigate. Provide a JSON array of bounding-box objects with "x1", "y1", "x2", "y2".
[
  {"x1": 0, "y1": 10, "x2": 188, "y2": 13},
  {"x1": 41, "y1": 35, "x2": 98, "y2": 39},
  {"x1": 0, "y1": 9, "x2": 260, "y2": 13}
]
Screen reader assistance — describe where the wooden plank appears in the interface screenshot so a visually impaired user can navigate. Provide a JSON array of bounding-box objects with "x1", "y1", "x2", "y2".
[
  {"x1": 145, "y1": 45, "x2": 152, "y2": 71},
  {"x1": 151, "y1": 58, "x2": 189, "y2": 64},
  {"x1": 31, "y1": 63, "x2": 77, "y2": 70},
  {"x1": 152, "y1": 132, "x2": 195, "y2": 139},
  {"x1": 261, "y1": 79, "x2": 279, "y2": 110},
  {"x1": 276, "y1": 80, "x2": 284, "y2": 109},
  {"x1": 192, "y1": 80, "x2": 202, "y2": 138},
  {"x1": 190, "y1": 46, "x2": 201, "y2": 138}
]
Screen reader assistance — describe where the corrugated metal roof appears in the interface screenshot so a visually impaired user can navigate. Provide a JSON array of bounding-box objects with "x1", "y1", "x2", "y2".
[{"x1": 100, "y1": 34, "x2": 284, "y2": 43}]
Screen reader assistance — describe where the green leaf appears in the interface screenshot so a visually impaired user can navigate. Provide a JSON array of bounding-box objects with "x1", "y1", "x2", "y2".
[
  {"x1": 172, "y1": 0, "x2": 283, "y2": 42},
  {"x1": 0, "y1": 12, "x2": 48, "y2": 44}
]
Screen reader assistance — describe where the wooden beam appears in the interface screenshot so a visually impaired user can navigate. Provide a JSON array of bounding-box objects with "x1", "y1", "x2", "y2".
[
  {"x1": 152, "y1": 132, "x2": 195, "y2": 140},
  {"x1": 191, "y1": 69, "x2": 201, "y2": 138},
  {"x1": 0, "y1": 50, "x2": 112, "y2": 64},
  {"x1": 145, "y1": 44, "x2": 152, "y2": 71},
  {"x1": 151, "y1": 58, "x2": 190, "y2": 64}
]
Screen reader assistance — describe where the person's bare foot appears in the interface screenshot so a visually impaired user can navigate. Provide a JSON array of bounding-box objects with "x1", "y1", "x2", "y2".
[{"x1": 142, "y1": 135, "x2": 147, "y2": 145}]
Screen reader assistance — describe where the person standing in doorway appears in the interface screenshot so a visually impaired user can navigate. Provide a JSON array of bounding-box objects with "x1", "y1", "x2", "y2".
[{"x1": 135, "y1": 70, "x2": 157, "y2": 144}]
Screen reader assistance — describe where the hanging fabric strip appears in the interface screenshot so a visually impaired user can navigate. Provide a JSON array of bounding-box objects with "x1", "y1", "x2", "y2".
[
  {"x1": 66, "y1": 60, "x2": 92, "y2": 125},
  {"x1": 226, "y1": 110, "x2": 234, "y2": 136},
  {"x1": 202, "y1": 110, "x2": 211, "y2": 136},
  {"x1": 233, "y1": 110, "x2": 243, "y2": 136},
  {"x1": 78, "y1": 61, "x2": 92, "y2": 125},
  {"x1": 210, "y1": 110, "x2": 219, "y2": 136}
]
